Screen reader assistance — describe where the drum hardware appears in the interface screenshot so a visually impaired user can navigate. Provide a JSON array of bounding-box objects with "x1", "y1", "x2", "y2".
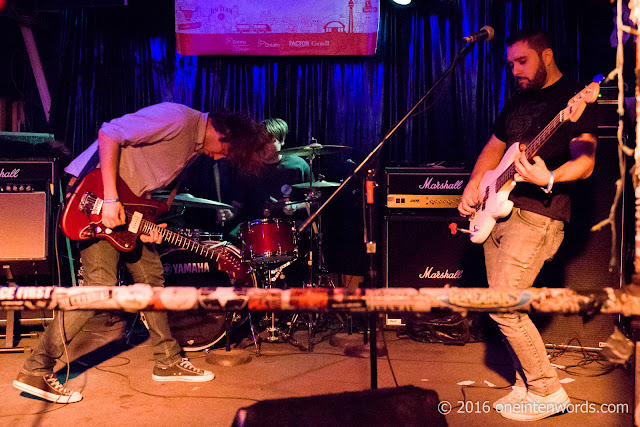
[
  {"x1": 151, "y1": 192, "x2": 234, "y2": 210},
  {"x1": 241, "y1": 266, "x2": 308, "y2": 353},
  {"x1": 291, "y1": 180, "x2": 340, "y2": 189},
  {"x1": 280, "y1": 142, "x2": 351, "y2": 158}
]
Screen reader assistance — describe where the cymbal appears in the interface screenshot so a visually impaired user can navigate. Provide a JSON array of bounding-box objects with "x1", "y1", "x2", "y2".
[
  {"x1": 291, "y1": 180, "x2": 341, "y2": 189},
  {"x1": 281, "y1": 143, "x2": 350, "y2": 157},
  {"x1": 152, "y1": 193, "x2": 233, "y2": 209}
]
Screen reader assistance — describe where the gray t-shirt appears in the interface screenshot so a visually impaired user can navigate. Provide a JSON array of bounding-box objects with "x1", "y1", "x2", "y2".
[{"x1": 65, "y1": 102, "x2": 208, "y2": 196}]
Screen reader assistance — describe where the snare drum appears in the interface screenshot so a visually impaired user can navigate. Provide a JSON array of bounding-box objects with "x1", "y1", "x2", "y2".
[
  {"x1": 161, "y1": 242, "x2": 255, "y2": 351},
  {"x1": 239, "y1": 218, "x2": 297, "y2": 264}
]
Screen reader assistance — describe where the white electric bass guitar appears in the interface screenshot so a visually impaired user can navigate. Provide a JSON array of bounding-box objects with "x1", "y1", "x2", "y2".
[{"x1": 468, "y1": 81, "x2": 600, "y2": 244}]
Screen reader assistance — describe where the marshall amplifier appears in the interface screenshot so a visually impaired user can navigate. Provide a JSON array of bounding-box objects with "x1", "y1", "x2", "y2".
[
  {"x1": 0, "y1": 158, "x2": 59, "y2": 281},
  {"x1": 385, "y1": 166, "x2": 470, "y2": 211},
  {"x1": 383, "y1": 215, "x2": 487, "y2": 288},
  {"x1": 383, "y1": 214, "x2": 487, "y2": 327}
]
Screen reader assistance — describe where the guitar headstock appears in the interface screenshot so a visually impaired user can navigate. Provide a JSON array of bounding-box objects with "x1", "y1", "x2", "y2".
[{"x1": 563, "y1": 81, "x2": 600, "y2": 123}]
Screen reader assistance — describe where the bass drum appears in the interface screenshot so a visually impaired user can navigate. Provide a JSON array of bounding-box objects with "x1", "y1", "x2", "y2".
[{"x1": 161, "y1": 242, "x2": 256, "y2": 351}]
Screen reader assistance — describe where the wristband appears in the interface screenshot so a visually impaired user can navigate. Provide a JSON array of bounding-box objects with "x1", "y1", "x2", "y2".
[
  {"x1": 541, "y1": 171, "x2": 554, "y2": 194},
  {"x1": 103, "y1": 198, "x2": 120, "y2": 203}
]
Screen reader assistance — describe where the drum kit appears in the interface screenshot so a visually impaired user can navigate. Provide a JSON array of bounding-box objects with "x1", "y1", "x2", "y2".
[{"x1": 152, "y1": 142, "x2": 351, "y2": 352}]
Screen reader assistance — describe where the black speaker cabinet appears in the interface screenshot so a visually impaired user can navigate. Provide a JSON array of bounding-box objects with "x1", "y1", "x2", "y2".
[
  {"x1": 0, "y1": 158, "x2": 58, "y2": 283},
  {"x1": 383, "y1": 214, "x2": 487, "y2": 327},
  {"x1": 232, "y1": 386, "x2": 447, "y2": 427},
  {"x1": 384, "y1": 215, "x2": 487, "y2": 289}
]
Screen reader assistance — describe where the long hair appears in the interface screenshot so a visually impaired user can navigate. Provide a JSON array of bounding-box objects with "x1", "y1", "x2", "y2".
[{"x1": 209, "y1": 111, "x2": 269, "y2": 176}]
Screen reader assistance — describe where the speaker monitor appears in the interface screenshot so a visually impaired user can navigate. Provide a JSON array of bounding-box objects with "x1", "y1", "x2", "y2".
[{"x1": 232, "y1": 386, "x2": 447, "y2": 427}]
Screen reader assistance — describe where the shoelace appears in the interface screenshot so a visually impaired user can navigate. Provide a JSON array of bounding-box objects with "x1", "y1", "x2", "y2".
[
  {"x1": 44, "y1": 374, "x2": 73, "y2": 395},
  {"x1": 178, "y1": 358, "x2": 203, "y2": 373}
]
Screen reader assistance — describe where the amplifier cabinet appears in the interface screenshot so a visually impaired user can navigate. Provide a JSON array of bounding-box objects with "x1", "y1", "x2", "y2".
[
  {"x1": 383, "y1": 215, "x2": 487, "y2": 289},
  {"x1": 0, "y1": 158, "x2": 59, "y2": 280}
]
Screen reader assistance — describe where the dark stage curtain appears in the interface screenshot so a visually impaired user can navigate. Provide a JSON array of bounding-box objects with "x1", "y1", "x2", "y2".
[{"x1": 40, "y1": 0, "x2": 614, "y2": 168}]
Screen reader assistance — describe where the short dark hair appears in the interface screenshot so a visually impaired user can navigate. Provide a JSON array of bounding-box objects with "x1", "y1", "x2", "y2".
[
  {"x1": 505, "y1": 29, "x2": 552, "y2": 55},
  {"x1": 262, "y1": 118, "x2": 288, "y2": 143},
  {"x1": 210, "y1": 111, "x2": 270, "y2": 175}
]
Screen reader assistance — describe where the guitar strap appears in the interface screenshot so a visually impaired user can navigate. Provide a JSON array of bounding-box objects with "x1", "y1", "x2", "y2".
[
  {"x1": 164, "y1": 169, "x2": 187, "y2": 209},
  {"x1": 65, "y1": 149, "x2": 100, "y2": 200},
  {"x1": 65, "y1": 147, "x2": 188, "y2": 209}
]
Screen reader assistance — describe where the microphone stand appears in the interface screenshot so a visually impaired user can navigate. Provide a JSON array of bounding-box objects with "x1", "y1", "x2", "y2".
[{"x1": 297, "y1": 41, "x2": 479, "y2": 390}]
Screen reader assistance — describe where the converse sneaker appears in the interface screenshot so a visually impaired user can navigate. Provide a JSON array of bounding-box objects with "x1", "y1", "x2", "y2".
[
  {"x1": 498, "y1": 387, "x2": 570, "y2": 421},
  {"x1": 152, "y1": 358, "x2": 215, "y2": 382},
  {"x1": 13, "y1": 372, "x2": 83, "y2": 404},
  {"x1": 493, "y1": 385, "x2": 527, "y2": 411}
]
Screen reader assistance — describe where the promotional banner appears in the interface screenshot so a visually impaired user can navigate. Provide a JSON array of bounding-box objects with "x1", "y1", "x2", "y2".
[{"x1": 175, "y1": 0, "x2": 380, "y2": 55}]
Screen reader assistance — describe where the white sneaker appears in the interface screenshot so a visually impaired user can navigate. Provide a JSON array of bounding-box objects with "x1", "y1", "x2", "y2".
[
  {"x1": 498, "y1": 387, "x2": 570, "y2": 421},
  {"x1": 493, "y1": 385, "x2": 527, "y2": 411}
]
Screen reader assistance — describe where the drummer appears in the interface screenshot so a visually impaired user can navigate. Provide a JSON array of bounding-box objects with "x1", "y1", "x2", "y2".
[{"x1": 230, "y1": 117, "x2": 311, "y2": 230}]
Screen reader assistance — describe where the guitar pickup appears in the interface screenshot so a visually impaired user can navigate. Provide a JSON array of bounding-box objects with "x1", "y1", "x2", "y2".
[{"x1": 128, "y1": 211, "x2": 143, "y2": 234}]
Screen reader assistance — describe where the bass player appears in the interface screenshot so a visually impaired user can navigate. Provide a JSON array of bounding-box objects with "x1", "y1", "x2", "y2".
[{"x1": 457, "y1": 29, "x2": 598, "y2": 421}]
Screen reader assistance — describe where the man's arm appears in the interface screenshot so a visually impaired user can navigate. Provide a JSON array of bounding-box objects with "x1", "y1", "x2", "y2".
[
  {"x1": 513, "y1": 133, "x2": 597, "y2": 186},
  {"x1": 98, "y1": 129, "x2": 163, "y2": 243},
  {"x1": 98, "y1": 130, "x2": 125, "y2": 228},
  {"x1": 458, "y1": 135, "x2": 506, "y2": 216}
]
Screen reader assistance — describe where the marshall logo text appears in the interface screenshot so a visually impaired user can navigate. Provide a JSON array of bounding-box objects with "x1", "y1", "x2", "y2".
[
  {"x1": 418, "y1": 177, "x2": 463, "y2": 191},
  {"x1": 0, "y1": 168, "x2": 20, "y2": 179},
  {"x1": 419, "y1": 266, "x2": 463, "y2": 280}
]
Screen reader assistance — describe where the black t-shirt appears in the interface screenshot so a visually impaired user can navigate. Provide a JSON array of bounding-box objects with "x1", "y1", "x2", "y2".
[
  {"x1": 235, "y1": 154, "x2": 311, "y2": 221},
  {"x1": 493, "y1": 76, "x2": 598, "y2": 222}
]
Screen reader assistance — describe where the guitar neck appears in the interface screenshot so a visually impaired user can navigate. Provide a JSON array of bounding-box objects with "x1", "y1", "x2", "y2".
[
  {"x1": 125, "y1": 212, "x2": 219, "y2": 259},
  {"x1": 495, "y1": 111, "x2": 564, "y2": 190}
]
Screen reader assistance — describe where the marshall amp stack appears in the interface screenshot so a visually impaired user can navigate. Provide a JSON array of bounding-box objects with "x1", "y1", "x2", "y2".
[{"x1": 383, "y1": 166, "x2": 487, "y2": 327}]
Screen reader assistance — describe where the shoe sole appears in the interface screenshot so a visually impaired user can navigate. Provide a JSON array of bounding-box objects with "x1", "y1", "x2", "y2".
[
  {"x1": 151, "y1": 373, "x2": 215, "y2": 382},
  {"x1": 13, "y1": 380, "x2": 82, "y2": 404}
]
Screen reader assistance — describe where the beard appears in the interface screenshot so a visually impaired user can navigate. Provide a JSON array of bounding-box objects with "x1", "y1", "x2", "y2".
[{"x1": 516, "y1": 60, "x2": 547, "y2": 91}]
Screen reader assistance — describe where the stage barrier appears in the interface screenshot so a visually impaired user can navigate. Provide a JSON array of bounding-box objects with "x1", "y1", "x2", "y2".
[{"x1": 0, "y1": 285, "x2": 639, "y2": 316}]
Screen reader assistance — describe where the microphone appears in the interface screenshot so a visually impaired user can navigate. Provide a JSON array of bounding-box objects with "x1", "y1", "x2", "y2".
[{"x1": 462, "y1": 26, "x2": 495, "y2": 44}]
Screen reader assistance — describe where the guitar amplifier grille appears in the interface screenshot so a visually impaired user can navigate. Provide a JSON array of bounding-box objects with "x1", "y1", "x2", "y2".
[{"x1": 0, "y1": 192, "x2": 48, "y2": 260}]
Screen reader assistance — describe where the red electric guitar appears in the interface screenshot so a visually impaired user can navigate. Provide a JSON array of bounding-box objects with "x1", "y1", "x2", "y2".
[{"x1": 60, "y1": 169, "x2": 253, "y2": 286}]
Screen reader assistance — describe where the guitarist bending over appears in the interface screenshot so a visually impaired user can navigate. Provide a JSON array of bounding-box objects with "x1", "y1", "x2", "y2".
[
  {"x1": 458, "y1": 29, "x2": 597, "y2": 421},
  {"x1": 13, "y1": 103, "x2": 269, "y2": 403}
]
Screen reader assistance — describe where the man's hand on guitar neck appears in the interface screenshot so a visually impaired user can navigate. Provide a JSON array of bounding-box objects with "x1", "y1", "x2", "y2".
[
  {"x1": 141, "y1": 224, "x2": 166, "y2": 244},
  {"x1": 513, "y1": 150, "x2": 552, "y2": 187}
]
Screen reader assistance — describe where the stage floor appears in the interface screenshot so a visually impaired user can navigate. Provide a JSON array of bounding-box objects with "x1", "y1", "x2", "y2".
[{"x1": 0, "y1": 313, "x2": 634, "y2": 426}]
